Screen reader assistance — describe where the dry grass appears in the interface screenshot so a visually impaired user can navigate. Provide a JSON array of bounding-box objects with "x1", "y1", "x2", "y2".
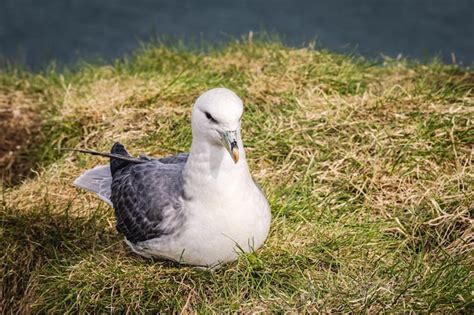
[
  {"x1": 0, "y1": 89, "x2": 41, "y2": 184},
  {"x1": 0, "y1": 41, "x2": 473, "y2": 313}
]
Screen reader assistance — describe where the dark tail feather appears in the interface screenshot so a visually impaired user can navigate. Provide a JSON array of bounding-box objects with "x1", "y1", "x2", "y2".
[
  {"x1": 66, "y1": 143, "x2": 146, "y2": 176},
  {"x1": 109, "y1": 142, "x2": 137, "y2": 175},
  {"x1": 66, "y1": 148, "x2": 144, "y2": 163}
]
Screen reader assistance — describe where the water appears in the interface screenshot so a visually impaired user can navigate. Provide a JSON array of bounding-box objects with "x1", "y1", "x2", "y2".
[{"x1": 0, "y1": 0, "x2": 473, "y2": 69}]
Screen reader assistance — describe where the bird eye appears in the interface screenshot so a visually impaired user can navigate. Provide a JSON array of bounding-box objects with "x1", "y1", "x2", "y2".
[{"x1": 204, "y1": 111, "x2": 218, "y2": 123}]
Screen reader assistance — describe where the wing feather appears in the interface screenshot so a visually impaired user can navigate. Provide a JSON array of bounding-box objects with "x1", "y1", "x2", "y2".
[{"x1": 111, "y1": 160, "x2": 186, "y2": 243}]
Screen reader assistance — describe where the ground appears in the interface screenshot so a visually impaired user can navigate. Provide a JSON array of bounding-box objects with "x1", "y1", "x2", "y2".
[{"x1": 0, "y1": 40, "x2": 472, "y2": 313}]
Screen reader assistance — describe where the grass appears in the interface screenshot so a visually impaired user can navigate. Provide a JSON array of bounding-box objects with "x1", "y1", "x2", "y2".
[{"x1": 0, "y1": 39, "x2": 473, "y2": 313}]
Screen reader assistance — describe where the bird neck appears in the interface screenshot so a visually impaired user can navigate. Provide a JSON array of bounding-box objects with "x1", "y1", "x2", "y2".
[{"x1": 183, "y1": 138, "x2": 251, "y2": 189}]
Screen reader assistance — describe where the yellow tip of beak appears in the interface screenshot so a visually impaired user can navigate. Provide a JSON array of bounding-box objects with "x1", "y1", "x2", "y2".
[{"x1": 231, "y1": 148, "x2": 239, "y2": 163}]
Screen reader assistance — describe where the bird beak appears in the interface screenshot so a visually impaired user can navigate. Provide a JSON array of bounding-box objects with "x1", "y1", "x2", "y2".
[{"x1": 222, "y1": 130, "x2": 239, "y2": 163}]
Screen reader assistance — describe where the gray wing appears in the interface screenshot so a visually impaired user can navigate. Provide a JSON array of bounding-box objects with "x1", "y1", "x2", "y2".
[
  {"x1": 111, "y1": 160, "x2": 188, "y2": 243},
  {"x1": 158, "y1": 153, "x2": 189, "y2": 164},
  {"x1": 138, "y1": 153, "x2": 189, "y2": 164}
]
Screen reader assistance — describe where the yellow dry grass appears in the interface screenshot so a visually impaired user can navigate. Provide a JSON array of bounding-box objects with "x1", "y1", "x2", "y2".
[{"x1": 0, "y1": 88, "x2": 43, "y2": 184}]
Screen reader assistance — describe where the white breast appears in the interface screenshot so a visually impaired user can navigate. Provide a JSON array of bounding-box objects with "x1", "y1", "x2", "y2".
[
  {"x1": 133, "y1": 177, "x2": 271, "y2": 267},
  {"x1": 180, "y1": 183, "x2": 271, "y2": 266}
]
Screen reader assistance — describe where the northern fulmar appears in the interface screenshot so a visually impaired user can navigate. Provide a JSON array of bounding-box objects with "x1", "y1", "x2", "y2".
[{"x1": 73, "y1": 88, "x2": 271, "y2": 268}]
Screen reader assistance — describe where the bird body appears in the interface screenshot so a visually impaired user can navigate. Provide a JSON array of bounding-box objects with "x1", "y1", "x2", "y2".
[{"x1": 74, "y1": 88, "x2": 271, "y2": 268}]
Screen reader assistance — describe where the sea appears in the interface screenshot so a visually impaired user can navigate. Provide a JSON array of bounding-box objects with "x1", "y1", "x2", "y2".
[{"x1": 0, "y1": 0, "x2": 472, "y2": 69}]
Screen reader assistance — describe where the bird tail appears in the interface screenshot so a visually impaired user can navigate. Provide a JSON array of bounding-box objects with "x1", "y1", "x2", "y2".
[
  {"x1": 72, "y1": 142, "x2": 146, "y2": 205},
  {"x1": 73, "y1": 164, "x2": 113, "y2": 206}
]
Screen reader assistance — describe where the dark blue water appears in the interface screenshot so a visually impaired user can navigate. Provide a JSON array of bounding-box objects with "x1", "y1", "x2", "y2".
[{"x1": 0, "y1": 0, "x2": 473, "y2": 69}]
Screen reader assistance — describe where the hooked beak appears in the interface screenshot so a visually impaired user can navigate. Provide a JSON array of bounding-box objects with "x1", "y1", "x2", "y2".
[{"x1": 221, "y1": 130, "x2": 239, "y2": 163}]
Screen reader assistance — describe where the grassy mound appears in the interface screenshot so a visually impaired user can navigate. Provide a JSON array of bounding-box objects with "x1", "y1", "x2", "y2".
[{"x1": 1, "y1": 40, "x2": 472, "y2": 313}]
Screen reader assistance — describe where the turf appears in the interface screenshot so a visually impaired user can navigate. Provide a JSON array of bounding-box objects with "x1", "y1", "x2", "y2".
[{"x1": 0, "y1": 40, "x2": 473, "y2": 313}]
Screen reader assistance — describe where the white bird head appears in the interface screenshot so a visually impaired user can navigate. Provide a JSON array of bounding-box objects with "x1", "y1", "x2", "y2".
[{"x1": 191, "y1": 88, "x2": 244, "y2": 163}]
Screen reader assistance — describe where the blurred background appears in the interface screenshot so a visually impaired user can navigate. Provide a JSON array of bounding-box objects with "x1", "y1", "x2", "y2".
[{"x1": 0, "y1": 0, "x2": 473, "y2": 70}]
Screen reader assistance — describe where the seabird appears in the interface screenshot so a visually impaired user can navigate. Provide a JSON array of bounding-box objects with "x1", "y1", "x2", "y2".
[{"x1": 73, "y1": 88, "x2": 271, "y2": 268}]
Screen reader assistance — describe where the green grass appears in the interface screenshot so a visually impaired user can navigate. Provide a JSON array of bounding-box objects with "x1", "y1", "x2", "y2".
[{"x1": 0, "y1": 39, "x2": 473, "y2": 313}]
